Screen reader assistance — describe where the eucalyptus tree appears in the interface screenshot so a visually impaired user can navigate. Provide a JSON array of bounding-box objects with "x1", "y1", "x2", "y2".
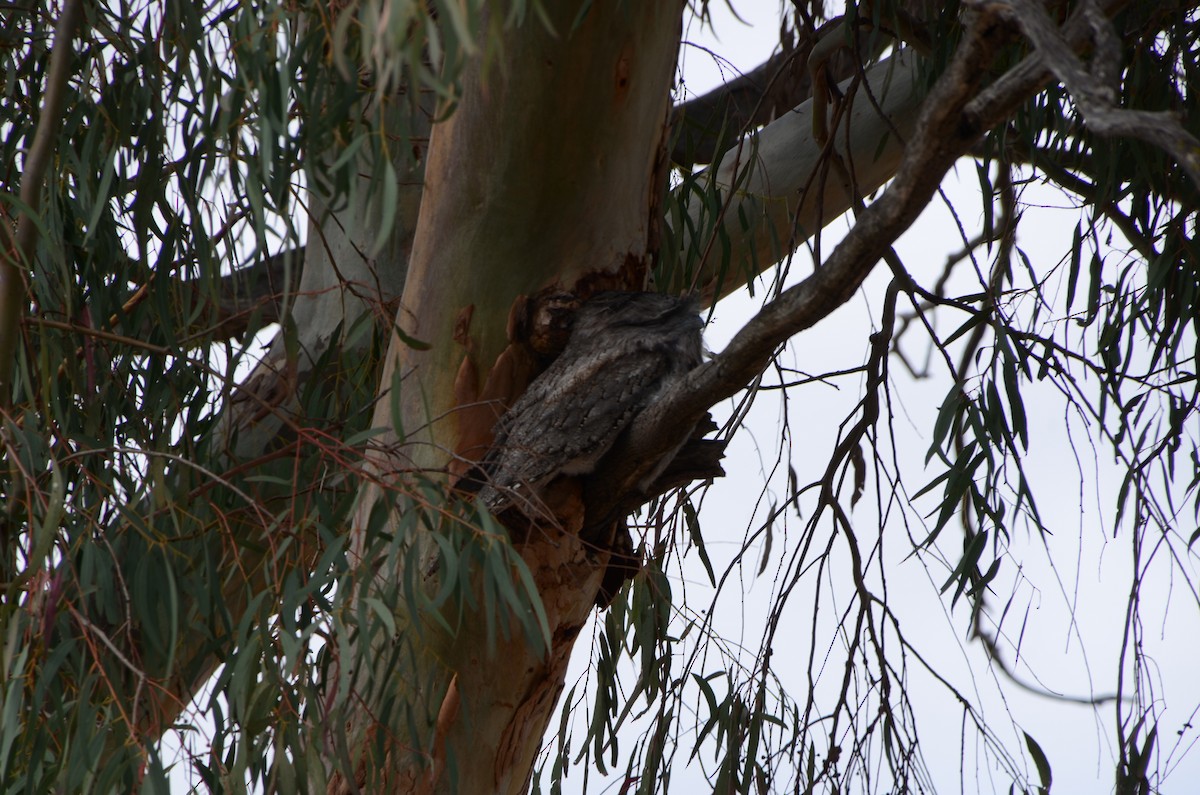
[{"x1": 1, "y1": 0, "x2": 1197, "y2": 793}]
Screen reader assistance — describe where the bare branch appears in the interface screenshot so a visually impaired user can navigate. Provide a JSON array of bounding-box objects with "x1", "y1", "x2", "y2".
[
  {"x1": 671, "y1": 4, "x2": 942, "y2": 168},
  {"x1": 87, "y1": 247, "x2": 302, "y2": 347},
  {"x1": 671, "y1": 19, "x2": 873, "y2": 167},
  {"x1": 205, "y1": 247, "x2": 303, "y2": 340},
  {"x1": 673, "y1": 48, "x2": 927, "y2": 299},
  {"x1": 673, "y1": 50, "x2": 801, "y2": 167}
]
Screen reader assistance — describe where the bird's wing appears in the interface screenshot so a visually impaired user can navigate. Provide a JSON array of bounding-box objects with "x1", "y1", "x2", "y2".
[{"x1": 483, "y1": 346, "x2": 667, "y2": 501}]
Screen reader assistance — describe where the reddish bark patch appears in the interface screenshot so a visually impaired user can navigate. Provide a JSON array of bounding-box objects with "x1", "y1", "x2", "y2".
[
  {"x1": 451, "y1": 289, "x2": 603, "y2": 488},
  {"x1": 614, "y1": 46, "x2": 632, "y2": 102},
  {"x1": 572, "y1": 254, "x2": 648, "y2": 298}
]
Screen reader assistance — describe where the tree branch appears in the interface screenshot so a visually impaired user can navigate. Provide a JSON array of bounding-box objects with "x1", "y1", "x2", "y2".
[
  {"x1": 995, "y1": 0, "x2": 1200, "y2": 188},
  {"x1": 671, "y1": 6, "x2": 937, "y2": 168},
  {"x1": 203, "y1": 247, "x2": 303, "y2": 340},
  {"x1": 671, "y1": 17, "x2": 874, "y2": 167},
  {"x1": 102, "y1": 246, "x2": 303, "y2": 344},
  {"x1": 673, "y1": 49, "x2": 801, "y2": 167},
  {"x1": 0, "y1": 0, "x2": 84, "y2": 402},
  {"x1": 671, "y1": 47, "x2": 927, "y2": 299}
]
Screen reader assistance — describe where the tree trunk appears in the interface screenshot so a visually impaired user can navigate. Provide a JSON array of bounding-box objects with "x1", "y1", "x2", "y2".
[{"x1": 327, "y1": 5, "x2": 684, "y2": 792}]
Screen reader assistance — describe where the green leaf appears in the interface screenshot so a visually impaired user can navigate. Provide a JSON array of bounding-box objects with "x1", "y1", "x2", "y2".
[
  {"x1": 509, "y1": 552, "x2": 552, "y2": 657},
  {"x1": 393, "y1": 324, "x2": 433, "y2": 351},
  {"x1": 941, "y1": 529, "x2": 988, "y2": 602},
  {"x1": 372, "y1": 157, "x2": 400, "y2": 255},
  {"x1": 427, "y1": 531, "x2": 461, "y2": 608},
  {"x1": 757, "y1": 514, "x2": 773, "y2": 577},
  {"x1": 976, "y1": 159, "x2": 995, "y2": 245},
  {"x1": 1002, "y1": 356, "x2": 1028, "y2": 451},
  {"x1": 684, "y1": 500, "x2": 716, "y2": 586},
  {"x1": 1065, "y1": 221, "x2": 1082, "y2": 314},
  {"x1": 928, "y1": 389, "x2": 963, "y2": 463},
  {"x1": 1024, "y1": 731, "x2": 1052, "y2": 794}
]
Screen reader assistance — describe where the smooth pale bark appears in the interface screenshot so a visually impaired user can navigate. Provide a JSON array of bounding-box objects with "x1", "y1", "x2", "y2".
[
  {"x1": 685, "y1": 49, "x2": 926, "y2": 300},
  {"x1": 333, "y1": 5, "x2": 685, "y2": 793}
]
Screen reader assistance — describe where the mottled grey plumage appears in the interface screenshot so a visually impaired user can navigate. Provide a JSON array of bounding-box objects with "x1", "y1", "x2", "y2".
[{"x1": 478, "y1": 291, "x2": 703, "y2": 515}]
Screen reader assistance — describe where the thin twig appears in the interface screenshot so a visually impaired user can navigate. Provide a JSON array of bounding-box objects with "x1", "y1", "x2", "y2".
[{"x1": 25, "y1": 317, "x2": 172, "y2": 355}]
